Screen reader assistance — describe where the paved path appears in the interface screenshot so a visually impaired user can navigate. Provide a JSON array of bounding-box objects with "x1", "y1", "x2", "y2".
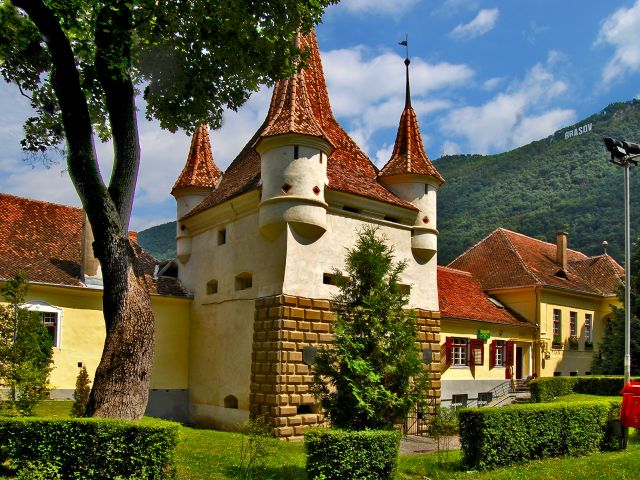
[{"x1": 399, "y1": 435, "x2": 460, "y2": 456}]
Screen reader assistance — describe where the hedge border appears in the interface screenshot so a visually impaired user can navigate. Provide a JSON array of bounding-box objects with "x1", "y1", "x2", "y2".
[
  {"x1": 305, "y1": 429, "x2": 401, "y2": 480},
  {"x1": 0, "y1": 417, "x2": 179, "y2": 479},
  {"x1": 529, "y1": 375, "x2": 640, "y2": 402},
  {"x1": 459, "y1": 400, "x2": 622, "y2": 470}
]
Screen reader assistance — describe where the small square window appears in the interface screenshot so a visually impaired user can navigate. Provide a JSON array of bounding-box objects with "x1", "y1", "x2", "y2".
[
  {"x1": 451, "y1": 394, "x2": 468, "y2": 409},
  {"x1": 478, "y1": 392, "x2": 493, "y2": 406},
  {"x1": 235, "y1": 273, "x2": 252, "y2": 291},
  {"x1": 218, "y1": 228, "x2": 226, "y2": 245},
  {"x1": 206, "y1": 279, "x2": 218, "y2": 295}
]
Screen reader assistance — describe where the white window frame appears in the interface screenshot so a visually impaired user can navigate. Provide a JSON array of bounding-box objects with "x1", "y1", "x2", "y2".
[
  {"x1": 452, "y1": 337, "x2": 468, "y2": 366},
  {"x1": 584, "y1": 313, "x2": 593, "y2": 342},
  {"x1": 494, "y1": 340, "x2": 506, "y2": 367},
  {"x1": 26, "y1": 301, "x2": 63, "y2": 349}
]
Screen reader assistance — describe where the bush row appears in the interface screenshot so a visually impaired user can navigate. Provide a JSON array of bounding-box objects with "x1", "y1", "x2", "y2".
[
  {"x1": 529, "y1": 375, "x2": 640, "y2": 402},
  {"x1": 0, "y1": 417, "x2": 179, "y2": 479},
  {"x1": 305, "y1": 429, "x2": 401, "y2": 480},
  {"x1": 459, "y1": 400, "x2": 622, "y2": 470}
]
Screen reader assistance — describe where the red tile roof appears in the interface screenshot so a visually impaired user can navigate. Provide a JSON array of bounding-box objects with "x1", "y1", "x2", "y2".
[
  {"x1": 438, "y1": 266, "x2": 532, "y2": 327},
  {"x1": 185, "y1": 29, "x2": 417, "y2": 218},
  {"x1": 171, "y1": 124, "x2": 221, "y2": 195},
  {"x1": 0, "y1": 193, "x2": 188, "y2": 297},
  {"x1": 380, "y1": 60, "x2": 444, "y2": 184},
  {"x1": 449, "y1": 228, "x2": 623, "y2": 296}
]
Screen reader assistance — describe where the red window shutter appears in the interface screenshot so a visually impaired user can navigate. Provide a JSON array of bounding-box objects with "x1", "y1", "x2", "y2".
[
  {"x1": 505, "y1": 341, "x2": 514, "y2": 379},
  {"x1": 489, "y1": 340, "x2": 496, "y2": 369},
  {"x1": 445, "y1": 337, "x2": 452, "y2": 366},
  {"x1": 470, "y1": 339, "x2": 484, "y2": 366}
]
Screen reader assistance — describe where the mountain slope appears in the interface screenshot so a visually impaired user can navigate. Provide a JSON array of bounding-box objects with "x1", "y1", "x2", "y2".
[
  {"x1": 138, "y1": 99, "x2": 640, "y2": 266},
  {"x1": 436, "y1": 99, "x2": 640, "y2": 264}
]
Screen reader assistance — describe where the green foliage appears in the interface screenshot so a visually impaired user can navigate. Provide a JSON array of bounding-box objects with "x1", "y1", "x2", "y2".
[
  {"x1": 0, "y1": 273, "x2": 53, "y2": 416},
  {"x1": 428, "y1": 407, "x2": 459, "y2": 464},
  {"x1": 70, "y1": 366, "x2": 91, "y2": 418},
  {"x1": 0, "y1": 417, "x2": 179, "y2": 479},
  {"x1": 459, "y1": 400, "x2": 622, "y2": 470},
  {"x1": 436, "y1": 100, "x2": 640, "y2": 264},
  {"x1": 304, "y1": 428, "x2": 401, "y2": 480},
  {"x1": 530, "y1": 375, "x2": 640, "y2": 402},
  {"x1": 238, "y1": 416, "x2": 279, "y2": 480},
  {"x1": 311, "y1": 227, "x2": 429, "y2": 430},
  {"x1": 592, "y1": 236, "x2": 640, "y2": 375}
]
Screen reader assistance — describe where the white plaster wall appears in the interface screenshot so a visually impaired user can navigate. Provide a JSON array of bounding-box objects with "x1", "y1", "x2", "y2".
[
  {"x1": 282, "y1": 211, "x2": 439, "y2": 311},
  {"x1": 385, "y1": 181, "x2": 437, "y2": 229}
]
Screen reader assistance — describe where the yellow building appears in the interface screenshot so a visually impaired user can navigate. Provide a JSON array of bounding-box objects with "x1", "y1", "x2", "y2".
[
  {"x1": 449, "y1": 228, "x2": 623, "y2": 379},
  {"x1": 438, "y1": 266, "x2": 535, "y2": 406},
  {"x1": 0, "y1": 193, "x2": 192, "y2": 421}
]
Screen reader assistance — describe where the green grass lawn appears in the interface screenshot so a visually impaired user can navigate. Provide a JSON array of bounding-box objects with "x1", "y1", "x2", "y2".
[{"x1": 5, "y1": 399, "x2": 640, "y2": 479}]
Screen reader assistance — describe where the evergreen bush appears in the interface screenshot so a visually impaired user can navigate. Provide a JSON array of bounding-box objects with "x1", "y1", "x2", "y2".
[
  {"x1": 459, "y1": 400, "x2": 622, "y2": 470},
  {"x1": 305, "y1": 429, "x2": 401, "y2": 480},
  {"x1": 0, "y1": 417, "x2": 178, "y2": 479},
  {"x1": 70, "y1": 366, "x2": 91, "y2": 417}
]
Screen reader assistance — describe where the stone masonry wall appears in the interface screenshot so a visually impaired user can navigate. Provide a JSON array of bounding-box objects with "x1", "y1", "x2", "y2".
[{"x1": 251, "y1": 294, "x2": 441, "y2": 440}]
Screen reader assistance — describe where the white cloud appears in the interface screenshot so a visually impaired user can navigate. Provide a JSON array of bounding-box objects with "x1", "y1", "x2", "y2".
[
  {"x1": 596, "y1": 0, "x2": 640, "y2": 85},
  {"x1": 441, "y1": 141, "x2": 461, "y2": 156},
  {"x1": 340, "y1": 0, "x2": 421, "y2": 15},
  {"x1": 440, "y1": 61, "x2": 576, "y2": 153},
  {"x1": 450, "y1": 8, "x2": 499, "y2": 41},
  {"x1": 482, "y1": 77, "x2": 504, "y2": 91}
]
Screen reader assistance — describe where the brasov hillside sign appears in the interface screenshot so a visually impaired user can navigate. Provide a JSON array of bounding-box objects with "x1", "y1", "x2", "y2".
[{"x1": 564, "y1": 122, "x2": 593, "y2": 140}]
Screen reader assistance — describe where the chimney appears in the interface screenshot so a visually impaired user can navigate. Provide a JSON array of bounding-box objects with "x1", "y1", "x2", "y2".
[
  {"x1": 81, "y1": 213, "x2": 102, "y2": 284},
  {"x1": 556, "y1": 231, "x2": 568, "y2": 271}
]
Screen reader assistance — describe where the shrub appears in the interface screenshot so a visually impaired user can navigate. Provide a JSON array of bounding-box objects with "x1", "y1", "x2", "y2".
[
  {"x1": 530, "y1": 375, "x2": 640, "y2": 402},
  {"x1": 459, "y1": 400, "x2": 622, "y2": 470},
  {"x1": 238, "y1": 415, "x2": 279, "y2": 480},
  {"x1": 305, "y1": 429, "x2": 401, "y2": 480},
  {"x1": 0, "y1": 417, "x2": 178, "y2": 479},
  {"x1": 70, "y1": 366, "x2": 91, "y2": 417},
  {"x1": 427, "y1": 407, "x2": 459, "y2": 464}
]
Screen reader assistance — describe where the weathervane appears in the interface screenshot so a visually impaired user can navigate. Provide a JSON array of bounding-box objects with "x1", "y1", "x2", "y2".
[{"x1": 399, "y1": 34, "x2": 409, "y2": 61}]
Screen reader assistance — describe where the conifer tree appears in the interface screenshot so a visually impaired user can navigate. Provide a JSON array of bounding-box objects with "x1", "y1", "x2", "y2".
[
  {"x1": 71, "y1": 365, "x2": 92, "y2": 417},
  {"x1": 312, "y1": 227, "x2": 429, "y2": 430},
  {"x1": 592, "y1": 238, "x2": 640, "y2": 375},
  {"x1": 0, "y1": 272, "x2": 54, "y2": 415}
]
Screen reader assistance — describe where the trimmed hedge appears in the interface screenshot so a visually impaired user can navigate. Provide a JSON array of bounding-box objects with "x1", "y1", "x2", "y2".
[
  {"x1": 305, "y1": 429, "x2": 401, "y2": 480},
  {"x1": 459, "y1": 400, "x2": 622, "y2": 470},
  {"x1": 530, "y1": 375, "x2": 640, "y2": 402},
  {"x1": 0, "y1": 417, "x2": 179, "y2": 479}
]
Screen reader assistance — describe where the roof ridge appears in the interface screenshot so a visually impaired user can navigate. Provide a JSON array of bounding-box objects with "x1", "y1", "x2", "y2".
[
  {"x1": 448, "y1": 228, "x2": 501, "y2": 266},
  {"x1": 437, "y1": 265, "x2": 473, "y2": 276},
  {"x1": 497, "y1": 229, "x2": 543, "y2": 285},
  {"x1": 500, "y1": 228, "x2": 587, "y2": 257}
]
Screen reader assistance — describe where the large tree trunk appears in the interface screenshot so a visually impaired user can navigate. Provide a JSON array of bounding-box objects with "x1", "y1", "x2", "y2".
[{"x1": 86, "y1": 234, "x2": 155, "y2": 419}]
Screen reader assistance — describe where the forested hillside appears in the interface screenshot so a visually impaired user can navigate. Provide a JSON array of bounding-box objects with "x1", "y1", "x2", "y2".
[
  {"x1": 436, "y1": 99, "x2": 640, "y2": 264},
  {"x1": 138, "y1": 99, "x2": 640, "y2": 265}
]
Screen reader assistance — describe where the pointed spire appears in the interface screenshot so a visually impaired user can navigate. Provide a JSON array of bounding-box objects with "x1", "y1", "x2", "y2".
[
  {"x1": 379, "y1": 54, "x2": 445, "y2": 185},
  {"x1": 259, "y1": 30, "x2": 329, "y2": 142},
  {"x1": 171, "y1": 124, "x2": 222, "y2": 195}
]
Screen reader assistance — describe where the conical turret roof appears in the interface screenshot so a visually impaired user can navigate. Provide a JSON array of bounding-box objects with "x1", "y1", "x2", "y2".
[
  {"x1": 185, "y1": 29, "x2": 416, "y2": 219},
  {"x1": 171, "y1": 124, "x2": 221, "y2": 195},
  {"x1": 379, "y1": 59, "x2": 444, "y2": 185}
]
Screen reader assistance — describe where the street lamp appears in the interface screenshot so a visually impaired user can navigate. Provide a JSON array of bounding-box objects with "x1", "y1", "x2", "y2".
[{"x1": 603, "y1": 137, "x2": 639, "y2": 386}]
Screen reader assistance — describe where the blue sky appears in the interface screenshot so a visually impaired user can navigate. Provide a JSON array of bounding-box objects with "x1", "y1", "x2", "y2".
[{"x1": 1, "y1": 0, "x2": 639, "y2": 231}]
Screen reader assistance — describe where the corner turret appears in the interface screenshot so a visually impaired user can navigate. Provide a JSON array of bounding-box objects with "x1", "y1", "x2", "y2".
[
  {"x1": 379, "y1": 56, "x2": 444, "y2": 261},
  {"x1": 171, "y1": 124, "x2": 222, "y2": 263},
  {"x1": 255, "y1": 31, "x2": 333, "y2": 240}
]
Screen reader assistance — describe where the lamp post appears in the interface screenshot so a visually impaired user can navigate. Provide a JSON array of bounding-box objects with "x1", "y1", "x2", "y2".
[{"x1": 603, "y1": 137, "x2": 639, "y2": 385}]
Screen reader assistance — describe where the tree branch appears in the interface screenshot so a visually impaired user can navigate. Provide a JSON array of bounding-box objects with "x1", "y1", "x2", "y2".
[{"x1": 95, "y1": 1, "x2": 140, "y2": 230}]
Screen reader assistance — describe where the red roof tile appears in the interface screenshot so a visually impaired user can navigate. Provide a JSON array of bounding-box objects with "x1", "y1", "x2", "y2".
[
  {"x1": 438, "y1": 266, "x2": 532, "y2": 327},
  {"x1": 171, "y1": 124, "x2": 221, "y2": 195},
  {"x1": 185, "y1": 29, "x2": 416, "y2": 218},
  {"x1": 380, "y1": 60, "x2": 444, "y2": 184},
  {"x1": 449, "y1": 228, "x2": 623, "y2": 296},
  {"x1": 0, "y1": 193, "x2": 189, "y2": 297}
]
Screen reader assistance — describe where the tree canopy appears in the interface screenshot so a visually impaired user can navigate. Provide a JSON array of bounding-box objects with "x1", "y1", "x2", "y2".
[{"x1": 0, "y1": 0, "x2": 336, "y2": 418}]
